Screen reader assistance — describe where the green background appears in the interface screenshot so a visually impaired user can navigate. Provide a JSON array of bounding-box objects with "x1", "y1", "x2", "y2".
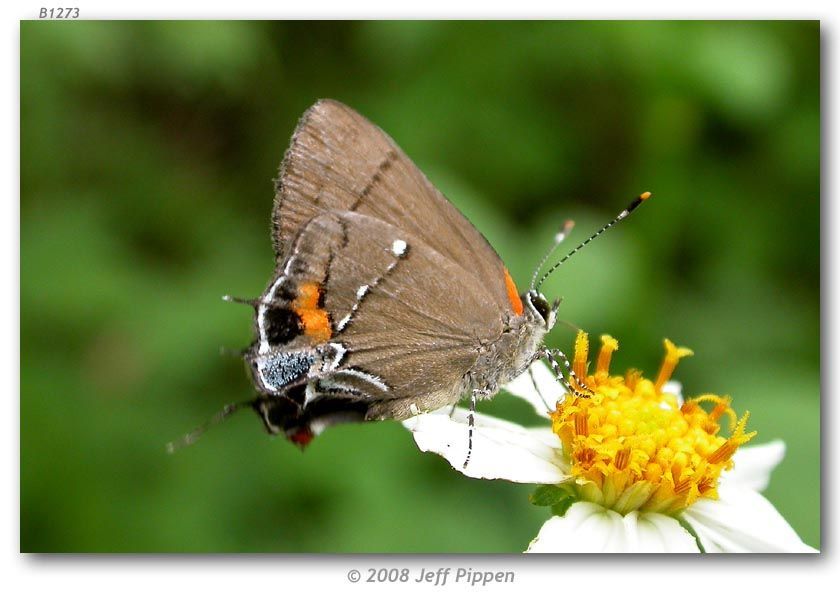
[{"x1": 20, "y1": 21, "x2": 820, "y2": 552}]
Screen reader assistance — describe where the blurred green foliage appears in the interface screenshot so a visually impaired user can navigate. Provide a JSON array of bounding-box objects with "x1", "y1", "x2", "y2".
[{"x1": 20, "y1": 21, "x2": 819, "y2": 552}]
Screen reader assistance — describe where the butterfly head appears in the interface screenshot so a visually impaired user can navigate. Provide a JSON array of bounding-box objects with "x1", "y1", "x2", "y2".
[{"x1": 523, "y1": 289, "x2": 558, "y2": 332}]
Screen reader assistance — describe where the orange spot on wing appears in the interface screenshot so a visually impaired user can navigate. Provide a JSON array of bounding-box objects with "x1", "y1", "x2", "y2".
[
  {"x1": 295, "y1": 283, "x2": 321, "y2": 310},
  {"x1": 504, "y1": 269, "x2": 524, "y2": 316},
  {"x1": 293, "y1": 282, "x2": 332, "y2": 342},
  {"x1": 297, "y1": 309, "x2": 332, "y2": 343}
]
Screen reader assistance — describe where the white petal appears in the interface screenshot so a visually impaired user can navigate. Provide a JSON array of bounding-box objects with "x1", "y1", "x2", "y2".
[
  {"x1": 682, "y1": 482, "x2": 818, "y2": 553},
  {"x1": 632, "y1": 512, "x2": 702, "y2": 552},
  {"x1": 503, "y1": 361, "x2": 565, "y2": 418},
  {"x1": 721, "y1": 440, "x2": 786, "y2": 492},
  {"x1": 526, "y1": 502, "x2": 699, "y2": 553},
  {"x1": 526, "y1": 504, "x2": 621, "y2": 553},
  {"x1": 660, "y1": 380, "x2": 684, "y2": 406},
  {"x1": 403, "y1": 407, "x2": 569, "y2": 483}
]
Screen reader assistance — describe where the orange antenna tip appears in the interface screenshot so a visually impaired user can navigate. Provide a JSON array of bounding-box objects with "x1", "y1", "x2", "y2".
[
  {"x1": 554, "y1": 220, "x2": 575, "y2": 243},
  {"x1": 640, "y1": 191, "x2": 652, "y2": 201}
]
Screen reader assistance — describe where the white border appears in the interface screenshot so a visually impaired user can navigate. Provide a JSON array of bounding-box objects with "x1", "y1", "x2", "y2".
[
  {"x1": 5, "y1": 3, "x2": 833, "y2": 598},
  {"x1": 0, "y1": 1, "x2": 828, "y2": 19}
]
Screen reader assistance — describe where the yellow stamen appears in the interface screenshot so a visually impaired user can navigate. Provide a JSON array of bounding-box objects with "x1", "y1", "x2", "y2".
[
  {"x1": 574, "y1": 411, "x2": 589, "y2": 437},
  {"x1": 708, "y1": 412, "x2": 757, "y2": 464},
  {"x1": 550, "y1": 332, "x2": 755, "y2": 516},
  {"x1": 596, "y1": 335, "x2": 619, "y2": 375},
  {"x1": 625, "y1": 368, "x2": 642, "y2": 390},
  {"x1": 654, "y1": 339, "x2": 693, "y2": 393},
  {"x1": 614, "y1": 447, "x2": 631, "y2": 470},
  {"x1": 573, "y1": 330, "x2": 589, "y2": 381},
  {"x1": 690, "y1": 394, "x2": 738, "y2": 431}
]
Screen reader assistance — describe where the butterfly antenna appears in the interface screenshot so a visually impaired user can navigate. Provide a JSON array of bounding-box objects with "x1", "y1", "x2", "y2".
[
  {"x1": 536, "y1": 191, "x2": 651, "y2": 291},
  {"x1": 529, "y1": 219, "x2": 576, "y2": 289},
  {"x1": 166, "y1": 400, "x2": 253, "y2": 454}
]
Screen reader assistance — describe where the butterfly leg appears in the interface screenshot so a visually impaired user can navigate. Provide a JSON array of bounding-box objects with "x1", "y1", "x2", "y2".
[
  {"x1": 462, "y1": 389, "x2": 479, "y2": 469},
  {"x1": 462, "y1": 387, "x2": 493, "y2": 469},
  {"x1": 528, "y1": 366, "x2": 553, "y2": 412},
  {"x1": 541, "y1": 347, "x2": 593, "y2": 399}
]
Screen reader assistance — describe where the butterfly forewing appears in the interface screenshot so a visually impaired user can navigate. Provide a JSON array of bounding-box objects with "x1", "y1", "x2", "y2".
[{"x1": 273, "y1": 99, "x2": 515, "y2": 314}]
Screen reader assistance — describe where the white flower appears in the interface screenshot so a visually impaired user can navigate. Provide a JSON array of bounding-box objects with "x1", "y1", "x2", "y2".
[{"x1": 404, "y1": 333, "x2": 817, "y2": 553}]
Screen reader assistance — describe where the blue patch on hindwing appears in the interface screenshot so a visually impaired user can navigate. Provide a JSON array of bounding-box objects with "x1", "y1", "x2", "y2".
[{"x1": 256, "y1": 351, "x2": 314, "y2": 392}]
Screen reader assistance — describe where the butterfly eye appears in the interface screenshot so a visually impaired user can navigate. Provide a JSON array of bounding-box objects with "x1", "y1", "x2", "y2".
[{"x1": 528, "y1": 292, "x2": 552, "y2": 324}]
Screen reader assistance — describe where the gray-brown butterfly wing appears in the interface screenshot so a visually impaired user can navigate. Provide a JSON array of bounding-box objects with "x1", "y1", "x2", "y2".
[
  {"x1": 276, "y1": 210, "x2": 508, "y2": 419},
  {"x1": 273, "y1": 99, "x2": 516, "y2": 314}
]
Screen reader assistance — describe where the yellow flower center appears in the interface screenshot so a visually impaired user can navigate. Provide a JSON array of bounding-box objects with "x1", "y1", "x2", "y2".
[{"x1": 550, "y1": 331, "x2": 756, "y2": 516}]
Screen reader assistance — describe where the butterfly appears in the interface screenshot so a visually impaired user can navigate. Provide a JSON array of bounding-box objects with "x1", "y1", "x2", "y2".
[{"x1": 170, "y1": 100, "x2": 648, "y2": 465}]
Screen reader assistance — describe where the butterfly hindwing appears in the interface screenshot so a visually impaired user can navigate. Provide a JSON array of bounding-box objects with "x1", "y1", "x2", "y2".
[{"x1": 262, "y1": 210, "x2": 509, "y2": 418}]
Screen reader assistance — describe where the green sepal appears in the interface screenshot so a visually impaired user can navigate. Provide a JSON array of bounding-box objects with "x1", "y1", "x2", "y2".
[
  {"x1": 530, "y1": 485, "x2": 578, "y2": 517},
  {"x1": 550, "y1": 495, "x2": 576, "y2": 517},
  {"x1": 530, "y1": 484, "x2": 574, "y2": 506}
]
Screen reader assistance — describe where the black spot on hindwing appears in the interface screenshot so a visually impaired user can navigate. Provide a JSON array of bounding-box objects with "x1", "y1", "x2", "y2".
[
  {"x1": 253, "y1": 382, "x2": 368, "y2": 443},
  {"x1": 258, "y1": 395, "x2": 299, "y2": 432},
  {"x1": 264, "y1": 306, "x2": 303, "y2": 345}
]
